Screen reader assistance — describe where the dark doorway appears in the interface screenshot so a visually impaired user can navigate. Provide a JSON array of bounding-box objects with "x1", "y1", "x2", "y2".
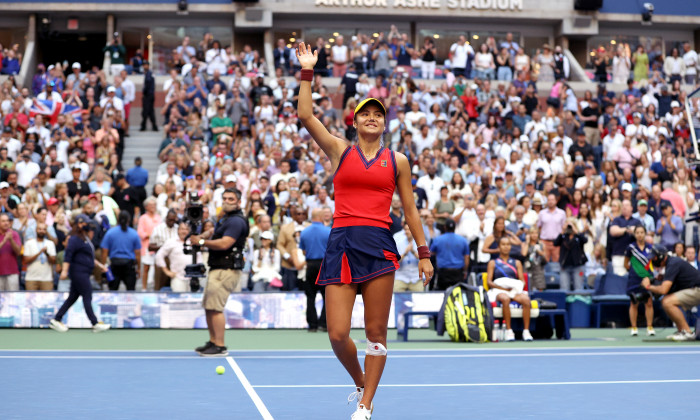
[{"x1": 38, "y1": 32, "x2": 106, "y2": 71}]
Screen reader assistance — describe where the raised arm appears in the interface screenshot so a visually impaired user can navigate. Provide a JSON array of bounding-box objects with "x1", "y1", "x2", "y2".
[{"x1": 296, "y1": 42, "x2": 348, "y2": 170}]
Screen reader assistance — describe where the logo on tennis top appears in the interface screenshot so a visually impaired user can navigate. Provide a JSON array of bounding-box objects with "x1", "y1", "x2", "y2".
[{"x1": 381, "y1": 160, "x2": 387, "y2": 167}]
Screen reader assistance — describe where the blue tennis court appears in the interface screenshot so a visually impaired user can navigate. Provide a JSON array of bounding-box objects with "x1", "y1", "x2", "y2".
[{"x1": 2, "y1": 345, "x2": 699, "y2": 419}]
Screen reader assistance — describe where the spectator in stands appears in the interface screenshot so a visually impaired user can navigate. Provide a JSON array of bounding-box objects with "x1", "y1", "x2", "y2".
[
  {"x1": 277, "y1": 205, "x2": 307, "y2": 290},
  {"x1": 331, "y1": 35, "x2": 349, "y2": 77},
  {"x1": 609, "y1": 199, "x2": 641, "y2": 276},
  {"x1": 149, "y1": 209, "x2": 180, "y2": 290},
  {"x1": 656, "y1": 202, "x2": 684, "y2": 249},
  {"x1": 537, "y1": 193, "x2": 566, "y2": 263},
  {"x1": 299, "y1": 208, "x2": 331, "y2": 330},
  {"x1": 1, "y1": 49, "x2": 20, "y2": 75},
  {"x1": 682, "y1": 42, "x2": 697, "y2": 86},
  {"x1": 393, "y1": 222, "x2": 422, "y2": 292},
  {"x1": 0, "y1": 213, "x2": 20, "y2": 290},
  {"x1": 420, "y1": 37, "x2": 437, "y2": 80},
  {"x1": 663, "y1": 48, "x2": 685, "y2": 85},
  {"x1": 102, "y1": 211, "x2": 141, "y2": 291},
  {"x1": 554, "y1": 222, "x2": 588, "y2": 291},
  {"x1": 137, "y1": 197, "x2": 161, "y2": 291},
  {"x1": 430, "y1": 218, "x2": 469, "y2": 290},
  {"x1": 486, "y1": 236, "x2": 532, "y2": 341},
  {"x1": 140, "y1": 61, "x2": 158, "y2": 131},
  {"x1": 251, "y1": 230, "x2": 282, "y2": 292},
  {"x1": 104, "y1": 32, "x2": 127, "y2": 76},
  {"x1": 449, "y1": 35, "x2": 473, "y2": 79},
  {"x1": 22, "y1": 222, "x2": 56, "y2": 291}
]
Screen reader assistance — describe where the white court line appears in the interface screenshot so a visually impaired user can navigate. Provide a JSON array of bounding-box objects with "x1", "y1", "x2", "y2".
[
  {"x1": 224, "y1": 350, "x2": 700, "y2": 359},
  {"x1": 3, "y1": 350, "x2": 700, "y2": 360},
  {"x1": 253, "y1": 379, "x2": 700, "y2": 388},
  {"x1": 226, "y1": 356, "x2": 274, "y2": 420},
  {"x1": 0, "y1": 344, "x2": 695, "y2": 353}
]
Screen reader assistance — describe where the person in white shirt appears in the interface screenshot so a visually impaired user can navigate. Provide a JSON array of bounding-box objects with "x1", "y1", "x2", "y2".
[
  {"x1": 551, "y1": 125, "x2": 573, "y2": 155},
  {"x1": 155, "y1": 222, "x2": 201, "y2": 292},
  {"x1": 0, "y1": 126, "x2": 22, "y2": 161},
  {"x1": 156, "y1": 162, "x2": 184, "y2": 191},
  {"x1": 205, "y1": 40, "x2": 229, "y2": 76},
  {"x1": 100, "y1": 86, "x2": 124, "y2": 113},
  {"x1": 417, "y1": 165, "x2": 445, "y2": 209},
  {"x1": 682, "y1": 42, "x2": 698, "y2": 86},
  {"x1": 449, "y1": 35, "x2": 474, "y2": 78},
  {"x1": 404, "y1": 101, "x2": 426, "y2": 128},
  {"x1": 22, "y1": 223, "x2": 57, "y2": 291},
  {"x1": 25, "y1": 115, "x2": 51, "y2": 147},
  {"x1": 413, "y1": 124, "x2": 435, "y2": 154},
  {"x1": 331, "y1": 35, "x2": 349, "y2": 77},
  {"x1": 603, "y1": 120, "x2": 626, "y2": 160},
  {"x1": 119, "y1": 69, "x2": 136, "y2": 131},
  {"x1": 37, "y1": 81, "x2": 63, "y2": 103},
  {"x1": 663, "y1": 48, "x2": 685, "y2": 84},
  {"x1": 393, "y1": 223, "x2": 423, "y2": 292},
  {"x1": 15, "y1": 152, "x2": 41, "y2": 188}
]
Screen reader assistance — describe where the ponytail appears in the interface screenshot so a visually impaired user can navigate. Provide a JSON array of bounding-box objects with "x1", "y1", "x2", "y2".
[{"x1": 118, "y1": 211, "x2": 131, "y2": 232}]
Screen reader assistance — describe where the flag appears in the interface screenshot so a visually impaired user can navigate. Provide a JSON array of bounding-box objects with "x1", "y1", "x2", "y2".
[{"x1": 29, "y1": 99, "x2": 81, "y2": 125}]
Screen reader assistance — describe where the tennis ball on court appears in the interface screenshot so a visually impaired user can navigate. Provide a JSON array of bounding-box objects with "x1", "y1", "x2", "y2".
[{"x1": 216, "y1": 365, "x2": 225, "y2": 375}]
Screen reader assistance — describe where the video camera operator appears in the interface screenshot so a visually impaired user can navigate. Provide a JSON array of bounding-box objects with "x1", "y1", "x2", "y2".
[
  {"x1": 190, "y1": 188, "x2": 249, "y2": 356},
  {"x1": 642, "y1": 245, "x2": 700, "y2": 342}
]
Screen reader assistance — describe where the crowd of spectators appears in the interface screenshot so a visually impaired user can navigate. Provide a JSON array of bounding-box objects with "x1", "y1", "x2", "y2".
[{"x1": 0, "y1": 27, "x2": 699, "y2": 295}]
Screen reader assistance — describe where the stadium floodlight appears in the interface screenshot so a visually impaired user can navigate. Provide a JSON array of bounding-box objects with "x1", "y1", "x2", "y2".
[
  {"x1": 641, "y1": 3, "x2": 654, "y2": 25},
  {"x1": 685, "y1": 86, "x2": 700, "y2": 167}
]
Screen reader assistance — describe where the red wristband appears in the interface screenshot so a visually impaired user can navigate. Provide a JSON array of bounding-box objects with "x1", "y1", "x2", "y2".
[
  {"x1": 417, "y1": 245, "x2": 430, "y2": 260},
  {"x1": 300, "y1": 69, "x2": 314, "y2": 82}
]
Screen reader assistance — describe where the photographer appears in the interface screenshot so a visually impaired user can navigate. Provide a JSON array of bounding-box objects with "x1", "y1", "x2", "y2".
[
  {"x1": 553, "y1": 222, "x2": 588, "y2": 291},
  {"x1": 103, "y1": 32, "x2": 126, "y2": 76},
  {"x1": 643, "y1": 245, "x2": 700, "y2": 341},
  {"x1": 190, "y1": 188, "x2": 249, "y2": 357}
]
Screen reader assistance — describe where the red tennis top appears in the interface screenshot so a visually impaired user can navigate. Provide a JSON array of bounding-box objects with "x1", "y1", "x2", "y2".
[{"x1": 332, "y1": 145, "x2": 398, "y2": 229}]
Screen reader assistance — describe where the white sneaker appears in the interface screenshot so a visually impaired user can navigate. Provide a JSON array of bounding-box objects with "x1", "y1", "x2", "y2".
[
  {"x1": 347, "y1": 387, "x2": 364, "y2": 409},
  {"x1": 630, "y1": 328, "x2": 638, "y2": 337},
  {"x1": 522, "y1": 329, "x2": 533, "y2": 341},
  {"x1": 670, "y1": 330, "x2": 696, "y2": 341},
  {"x1": 49, "y1": 319, "x2": 68, "y2": 333},
  {"x1": 504, "y1": 329, "x2": 515, "y2": 342},
  {"x1": 92, "y1": 322, "x2": 111, "y2": 333},
  {"x1": 647, "y1": 327, "x2": 656, "y2": 336},
  {"x1": 351, "y1": 403, "x2": 373, "y2": 420}
]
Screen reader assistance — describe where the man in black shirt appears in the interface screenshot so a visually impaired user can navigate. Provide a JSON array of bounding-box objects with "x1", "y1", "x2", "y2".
[
  {"x1": 644, "y1": 245, "x2": 700, "y2": 341},
  {"x1": 568, "y1": 129, "x2": 594, "y2": 162},
  {"x1": 580, "y1": 99, "x2": 600, "y2": 147},
  {"x1": 339, "y1": 64, "x2": 359, "y2": 108},
  {"x1": 111, "y1": 174, "x2": 140, "y2": 222},
  {"x1": 190, "y1": 188, "x2": 249, "y2": 356},
  {"x1": 140, "y1": 61, "x2": 157, "y2": 131},
  {"x1": 67, "y1": 165, "x2": 90, "y2": 200},
  {"x1": 553, "y1": 224, "x2": 588, "y2": 291}
]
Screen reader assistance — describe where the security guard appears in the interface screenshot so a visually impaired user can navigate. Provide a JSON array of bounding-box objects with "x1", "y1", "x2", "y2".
[{"x1": 299, "y1": 208, "x2": 331, "y2": 332}]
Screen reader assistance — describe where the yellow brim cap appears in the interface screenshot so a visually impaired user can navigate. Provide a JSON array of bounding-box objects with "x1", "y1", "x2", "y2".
[{"x1": 354, "y1": 97, "x2": 386, "y2": 116}]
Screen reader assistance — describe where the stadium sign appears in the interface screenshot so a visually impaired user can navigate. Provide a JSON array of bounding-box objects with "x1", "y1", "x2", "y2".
[{"x1": 314, "y1": 0, "x2": 523, "y2": 11}]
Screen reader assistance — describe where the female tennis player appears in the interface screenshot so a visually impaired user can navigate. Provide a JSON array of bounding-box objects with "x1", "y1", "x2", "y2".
[{"x1": 297, "y1": 42, "x2": 433, "y2": 420}]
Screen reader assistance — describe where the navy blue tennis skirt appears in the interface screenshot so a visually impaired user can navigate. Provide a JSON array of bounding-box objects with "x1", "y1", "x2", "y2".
[{"x1": 316, "y1": 226, "x2": 400, "y2": 286}]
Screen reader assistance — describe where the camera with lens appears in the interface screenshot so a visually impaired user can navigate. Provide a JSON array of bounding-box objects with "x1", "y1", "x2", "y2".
[
  {"x1": 628, "y1": 290, "x2": 652, "y2": 304},
  {"x1": 565, "y1": 224, "x2": 574, "y2": 235},
  {"x1": 183, "y1": 191, "x2": 207, "y2": 292}
]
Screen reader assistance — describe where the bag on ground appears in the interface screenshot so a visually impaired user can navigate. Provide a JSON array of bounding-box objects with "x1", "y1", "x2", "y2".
[{"x1": 438, "y1": 283, "x2": 493, "y2": 343}]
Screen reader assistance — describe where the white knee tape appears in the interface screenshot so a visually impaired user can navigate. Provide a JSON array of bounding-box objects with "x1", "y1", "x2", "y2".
[{"x1": 366, "y1": 340, "x2": 387, "y2": 356}]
